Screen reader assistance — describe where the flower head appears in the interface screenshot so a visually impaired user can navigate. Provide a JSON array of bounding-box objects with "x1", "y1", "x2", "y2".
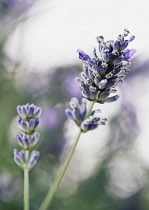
[
  {"x1": 14, "y1": 103, "x2": 42, "y2": 170},
  {"x1": 65, "y1": 97, "x2": 87, "y2": 126},
  {"x1": 81, "y1": 110, "x2": 107, "y2": 132},
  {"x1": 65, "y1": 98, "x2": 107, "y2": 131},
  {"x1": 76, "y1": 29, "x2": 136, "y2": 104}
]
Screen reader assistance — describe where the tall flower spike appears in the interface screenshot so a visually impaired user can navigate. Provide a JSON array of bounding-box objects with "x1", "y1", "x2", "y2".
[
  {"x1": 14, "y1": 103, "x2": 42, "y2": 170},
  {"x1": 76, "y1": 29, "x2": 136, "y2": 104}
]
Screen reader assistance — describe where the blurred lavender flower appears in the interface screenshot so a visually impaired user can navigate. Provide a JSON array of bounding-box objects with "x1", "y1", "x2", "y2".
[
  {"x1": 17, "y1": 103, "x2": 41, "y2": 134},
  {"x1": 16, "y1": 132, "x2": 40, "y2": 150},
  {"x1": 0, "y1": 0, "x2": 34, "y2": 15},
  {"x1": 14, "y1": 103, "x2": 42, "y2": 170},
  {"x1": 64, "y1": 73, "x2": 82, "y2": 97},
  {"x1": 13, "y1": 149, "x2": 40, "y2": 170},
  {"x1": 27, "y1": 150, "x2": 40, "y2": 170},
  {"x1": 65, "y1": 97, "x2": 87, "y2": 126},
  {"x1": 0, "y1": 172, "x2": 21, "y2": 202},
  {"x1": 17, "y1": 103, "x2": 41, "y2": 120},
  {"x1": 41, "y1": 107, "x2": 60, "y2": 129},
  {"x1": 76, "y1": 29, "x2": 136, "y2": 104},
  {"x1": 65, "y1": 97, "x2": 107, "y2": 132},
  {"x1": 13, "y1": 149, "x2": 25, "y2": 168}
]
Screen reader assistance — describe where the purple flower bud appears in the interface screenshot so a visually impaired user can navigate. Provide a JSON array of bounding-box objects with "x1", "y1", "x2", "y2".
[
  {"x1": 94, "y1": 76, "x2": 101, "y2": 87},
  {"x1": 65, "y1": 97, "x2": 87, "y2": 126},
  {"x1": 17, "y1": 106, "x2": 22, "y2": 117},
  {"x1": 129, "y1": 36, "x2": 135, "y2": 42},
  {"x1": 105, "y1": 95, "x2": 119, "y2": 103},
  {"x1": 113, "y1": 40, "x2": 120, "y2": 51},
  {"x1": 20, "y1": 120, "x2": 28, "y2": 132},
  {"x1": 27, "y1": 151, "x2": 40, "y2": 170},
  {"x1": 65, "y1": 109, "x2": 74, "y2": 120},
  {"x1": 102, "y1": 49, "x2": 109, "y2": 62},
  {"x1": 77, "y1": 49, "x2": 91, "y2": 61},
  {"x1": 81, "y1": 114, "x2": 107, "y2": 132},
  {"x1": 106, "y1": 78, "x2": 117, "y2": 89},
  {"x1": 113, "y1": 56, "x2": 123, "y2": 65},
  {"x1": 123, "y1": 49, "x2": 137, "y2": 60},
  {"x1": 99, "y1": 91, "x2": 110, "y2": 100},
  {"x1": 34, "y1": 107, "x2": 42, "y2": 118},
  {"x1": 120, "y1": 40, "x2": 128, "y2": 51},
  {"x1": 28, "y1": 106, "x2": 34, "y2": 117},
  {"x1": 17, "y1": 104, "x2": 42, "y2": 120},
  {"x1": 13, "y1": 149, "x2": 25, "y2": 168},
  {"x1": 98, "y1": 79, "x2": 107, "y2": 89},
  {"x1": 83, "y1": 64, "x2": 89, "y2": 77},
  {"x1": 28, "y1": 119, "x2": 35, "y2": 132}
]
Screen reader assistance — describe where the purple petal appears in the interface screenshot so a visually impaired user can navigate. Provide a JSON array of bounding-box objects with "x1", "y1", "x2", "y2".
[
  {"x1": 105, "y1": 95, "x2": 119, "y2": 103},
  {"x1": 77, "y1": 49, "x2": 91, "y2": 61},
  {"x1": 65, "y1": 109, "x2": 74, "y2": 119},
  {"x1": 123, "y1": 49, "x2": 137, "y2": 60}
]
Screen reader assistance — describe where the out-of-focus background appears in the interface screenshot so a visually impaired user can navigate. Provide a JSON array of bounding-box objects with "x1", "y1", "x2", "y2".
[{"x1": 0, "y1": 0, "x2": 149, "y2": 209}]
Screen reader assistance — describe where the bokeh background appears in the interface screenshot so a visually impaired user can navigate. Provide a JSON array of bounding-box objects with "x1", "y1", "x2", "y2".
[{"x1": 0, "y1": 0, "x2": 149, "y2": 209}]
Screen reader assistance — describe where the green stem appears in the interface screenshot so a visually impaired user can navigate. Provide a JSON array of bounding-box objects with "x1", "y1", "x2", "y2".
[
  {"x1": 24, "y1": 150, "x2": 29, "y2": 210},
  {"x1": 86, "y1": 100, "x2": 96, "y2": 118},
  {"x1": 39, "y1": 101, "x2": 95, "y2": 210}
]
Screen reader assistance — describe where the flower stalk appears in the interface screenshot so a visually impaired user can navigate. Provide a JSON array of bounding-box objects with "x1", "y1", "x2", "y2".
[
  {"x1": 24, "y1": 150, "x2": 29, "y2": 210},
  {"x1": 39, "y1": 101, "x2": 96, "y2": 210},
  {"x1": 13, "y1": 104, "x2": 42, "y2": 210}
]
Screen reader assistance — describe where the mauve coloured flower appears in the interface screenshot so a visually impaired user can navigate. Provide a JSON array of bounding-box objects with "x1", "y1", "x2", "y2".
[
  {"x1": 64, "y1": 73, "x2": 82, "y2": 97},
  {"x1": 123, "y1": 49, "x2": 137, "y2": 60},
  {"x1": 65, "y1": 97, "x2": 87, "y2": 126},
  {"x1": 76, "y1": 29, "x2": 136, "y2": 104},
  {"x1": 41, "y1": 107, "x2": 60, "y2": 129},
  {"x1": 77, "y1": 49, "x2": 91, "y2": 61},
  {"x1": 14, "y1": 103, "x2": 41, "y2": 170}
]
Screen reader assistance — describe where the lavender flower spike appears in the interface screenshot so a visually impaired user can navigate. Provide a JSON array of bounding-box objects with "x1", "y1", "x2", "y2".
[
  {"x1": 14, "y1": 103, "x2": 42, "y2": 170},
  {"x1": 76, "y1": 29, "x2": 136, "y2": 104}
]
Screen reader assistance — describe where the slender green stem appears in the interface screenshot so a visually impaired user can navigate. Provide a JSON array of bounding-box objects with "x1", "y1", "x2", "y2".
[
  {"x1": 24, "y1": 150, "x2": 29, "y2": 210},
  {"x1": 86, "y1": 100, "x2": 96, "y2": 118},
  {"x1": 39, "y1": 101, "x2": 95, "y2": 210}
]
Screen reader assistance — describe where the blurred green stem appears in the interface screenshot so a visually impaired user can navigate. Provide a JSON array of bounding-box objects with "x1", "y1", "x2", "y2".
[
  {"x1": 24, "y1": 150, "x2": 29, "y2": 210},
  {"x1": 39, "y1": 101, "x2": 95, "y2": 210}
]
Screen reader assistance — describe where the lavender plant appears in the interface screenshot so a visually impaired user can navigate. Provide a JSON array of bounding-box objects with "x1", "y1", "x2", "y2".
[
  {"x1": 13, "y1": 103, "x2": 42, "y2": 210},
  {"x1": 39, "y1": 29, "x2": 136, "y2": 210}
]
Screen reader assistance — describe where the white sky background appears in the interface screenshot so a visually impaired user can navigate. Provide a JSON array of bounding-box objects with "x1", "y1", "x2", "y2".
[
  {"x1": 6, "y1": 0, "x2": 149, "y2": 70},
  {"x1": 5, "y1": 0, "x2": 149, "y2": 192}
]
